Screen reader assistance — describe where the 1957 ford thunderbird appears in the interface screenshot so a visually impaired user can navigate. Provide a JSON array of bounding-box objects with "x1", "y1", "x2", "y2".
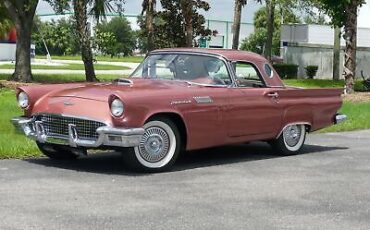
[{"x1": 12, "y1": 48, "x2": 347, "y2": 171}]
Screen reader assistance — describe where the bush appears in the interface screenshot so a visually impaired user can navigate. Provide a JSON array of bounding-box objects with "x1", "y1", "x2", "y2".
[
  {"x1": 32, "y1": 18, "x2": 80, "y2": 55},
  {"x1": 273, "y1": 64, "x2": 299, "y2": 79},
  {"x1": 354, "y1": 80, "x2": 369, "y2": 92},
  {"x1": 305, "y1": 65, "x2": 319, "y2": 79},
  {"x1": 95, "y1": 17, "x2": 136, "y2": 57}
]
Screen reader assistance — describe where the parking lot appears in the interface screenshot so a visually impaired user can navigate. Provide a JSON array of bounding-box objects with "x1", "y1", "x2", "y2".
[{"x1": 0, "y1": 130, "x2": 369, "y2": 230}]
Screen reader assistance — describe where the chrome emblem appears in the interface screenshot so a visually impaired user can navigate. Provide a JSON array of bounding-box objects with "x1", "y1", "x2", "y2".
[
  {"x1": 193, "y1": 96, "x2": 213, "y2": 104},
  {"x1": 171, "y1": 99, "x2": 192, "y2": 105}
]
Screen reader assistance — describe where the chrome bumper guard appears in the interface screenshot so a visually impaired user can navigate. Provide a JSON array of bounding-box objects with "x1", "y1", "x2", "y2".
[
  {"x1": 335, "y1": 113, "x2": 347, "y2": 125},
  {"x1": 11, "y1": 117, "x2": 145, "y2": 148}
]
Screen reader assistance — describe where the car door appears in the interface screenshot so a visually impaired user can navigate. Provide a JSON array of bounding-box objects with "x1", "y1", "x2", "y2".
[{"x1": 225, "y1": 61, "x2": 283, "y2": 139}]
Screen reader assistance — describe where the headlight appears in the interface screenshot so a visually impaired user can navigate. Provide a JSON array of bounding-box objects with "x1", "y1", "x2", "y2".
[
  {"x1": 111, "y1": 99, "x2": 124, "y2": 117},
  {"x1": 18, "y1": 92, "x2": 29, "y2": 108}
]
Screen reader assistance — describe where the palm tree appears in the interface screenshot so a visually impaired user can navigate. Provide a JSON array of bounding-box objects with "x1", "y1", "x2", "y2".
[
  {"x1": 72, "y1": 0, "x2": 121, "y2": 82},
  {"x1": 264, "y1": 0, "x2": 276, "y2": 61},
  {"x1": 232, "y1": 0, "x2": 246, "y2": 50},
  {"x1": 232, "y1": 0, "x2": 261, "y2": 50},
  {"x1": 141, "y1": 0, "x2": 156, "y2": 52},
  {"x1": 180, "y1": 0, "x2": 194, "y2": 47},
  {"x1": 48, "y1": 0, "x2": 123, "y2": 82},
  {"x1": 342, "y1": 0, "x2": 360, "y2": 93}
]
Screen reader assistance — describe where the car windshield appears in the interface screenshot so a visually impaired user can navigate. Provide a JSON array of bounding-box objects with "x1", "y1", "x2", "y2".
[{"x1": 130, "y1": 54, "x2": 232, "y2": 86}]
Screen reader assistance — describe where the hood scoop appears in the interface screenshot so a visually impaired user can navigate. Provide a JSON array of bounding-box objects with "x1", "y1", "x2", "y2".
[{"x1": 113, "y1": 78, "x2": 133, "y2": 86}]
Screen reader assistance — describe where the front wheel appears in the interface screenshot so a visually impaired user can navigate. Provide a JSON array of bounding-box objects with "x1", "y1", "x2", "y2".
[
  {"x1": 269, "y1": 124, "x2": 307, "y2": 156},
  {"x1": 121, "y1": 118, "x2": 181, "y2": 172}
]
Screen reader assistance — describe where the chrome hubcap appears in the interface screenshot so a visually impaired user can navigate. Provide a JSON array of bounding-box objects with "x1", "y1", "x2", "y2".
[
  {"x1": 283, "y1": 125, "x2": 302, "y2": 147},
  {"x1": 138, "y1": 126, "x2": 170, "y2": 163}
]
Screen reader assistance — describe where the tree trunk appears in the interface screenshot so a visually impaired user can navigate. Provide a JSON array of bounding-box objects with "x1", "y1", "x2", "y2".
[
  {"x1": 181, "y1": 0, "x2": 194, "y2": 47},
  {"x1": 333, "y1": 26, "x2": 341, "y2": 81},
  {"x1": 73, "y1": 0, "x2": 98, "y2": 82},
  {"x1": 146, "y1": 0, "x2": 156, "y2": 52},
  {"x1": 3, "y1": 0, "x2": 38, "y2": 82},
  {"x1": 232, "y1": 0, "x2": 243, "y2": 50},
  {"x1": 264, "y1": 0, "x2": 275, "y2": 61},
  {"x1": 343, "y1": 2, "x2": 359, "y2": 94}
]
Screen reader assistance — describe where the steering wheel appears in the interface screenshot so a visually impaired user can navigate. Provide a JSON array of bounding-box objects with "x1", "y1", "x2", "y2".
[{"x1": 212, "y1": 74, "x2": 227, "y2": 85}]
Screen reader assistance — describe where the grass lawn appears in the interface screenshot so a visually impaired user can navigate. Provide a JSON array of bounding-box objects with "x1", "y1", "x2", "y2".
[
  {"x1": 284, "y1": 79, "x2": 366, "y2": 91},
  {"x1": 0, "y1": 73, "x2": 123, "y2": 83},
  {"x1": 35, "y1": 55, "x2": 144, "y2": 63},
  {"x1": 0, "y1": 63, "x2": 129, "y2": 71},
  {"x1": 321, "y1": 101, "x2": 370, "y2": 133},
  {"x1": 0, "y1": 89, "x2": 40, "y2": 158}
]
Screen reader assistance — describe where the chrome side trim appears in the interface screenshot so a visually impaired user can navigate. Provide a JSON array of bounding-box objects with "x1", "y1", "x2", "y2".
[
  {"x1": 11, "y1": 116, "x2": 145, "y2": 148},
  {"x1": 275, "y1": 122, "x2": 312, "y2": 139},
  {"x1": 194, "y1": 96, "x2": 213, "y2": 104}
]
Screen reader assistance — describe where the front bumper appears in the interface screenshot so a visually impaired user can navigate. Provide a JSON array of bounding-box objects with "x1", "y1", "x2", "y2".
[{"x1": 11, "y1": 117, "x2": 145, "y2": 148}]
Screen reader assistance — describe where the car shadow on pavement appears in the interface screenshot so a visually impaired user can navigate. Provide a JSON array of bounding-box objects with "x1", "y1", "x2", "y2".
[{"x1": 24, "y1": 142, "x2": 347, "y2": 175}]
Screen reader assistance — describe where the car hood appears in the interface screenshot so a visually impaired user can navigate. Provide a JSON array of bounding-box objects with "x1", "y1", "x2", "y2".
[{"x1": 47, "y1": 78, "x2": 191, "y2": 102}]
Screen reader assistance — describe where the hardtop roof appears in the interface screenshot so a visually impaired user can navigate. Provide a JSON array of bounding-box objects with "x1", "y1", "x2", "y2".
[{"x1": 150, "y1": 48, "x2": 268, "y2": 63}]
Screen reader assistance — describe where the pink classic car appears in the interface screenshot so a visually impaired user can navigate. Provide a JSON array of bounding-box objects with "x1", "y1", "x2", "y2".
[{"x1": 12, "y1": 49, "x2": 346, "y2": 172}]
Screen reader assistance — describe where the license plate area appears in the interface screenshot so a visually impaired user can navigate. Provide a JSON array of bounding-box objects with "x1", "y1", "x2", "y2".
[{"x1": 46, "y1": 137, "x2": 69, "y2": 145}]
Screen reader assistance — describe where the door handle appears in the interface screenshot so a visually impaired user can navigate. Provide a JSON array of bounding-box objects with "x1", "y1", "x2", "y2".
[{"x1": 267, "y1": 92, "x2": 279, "y2": 98}]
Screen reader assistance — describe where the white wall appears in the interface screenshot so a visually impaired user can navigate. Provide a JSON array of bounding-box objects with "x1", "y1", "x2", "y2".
[
  {"x1": 282, "y1": 24, "x2": 370, "y2": 48},
  {"x1": 0, "y1": 43, "x2": 16, "y2": 61}
]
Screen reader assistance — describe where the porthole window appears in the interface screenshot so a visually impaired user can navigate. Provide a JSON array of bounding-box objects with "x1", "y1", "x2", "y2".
[{"x1": 264, "y1": 64, "x2": 273, "y2": 78}]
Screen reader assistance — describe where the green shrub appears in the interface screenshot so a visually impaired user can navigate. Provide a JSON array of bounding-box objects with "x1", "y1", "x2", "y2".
[
  {"x1": 273, "y1": 64, "x2": 299, "y2": 79},
  {"x1": 305, "y1": 65, "x2": 319, "y2": 79},
  {"x1": 354, "y1": 80, "x2": 368, "y2": 92}
]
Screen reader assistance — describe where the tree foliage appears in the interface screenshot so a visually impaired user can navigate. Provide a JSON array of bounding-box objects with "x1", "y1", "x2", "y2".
[
  {"x1": 138, "y1": 0, "x2": 214, "y2": 52},
  {"x1": 46, "y1": 0, "x2": 125, "y2": 82},
  {"x1": 32, "y1": 18, "x2": 80, "y2": 56},
  {"x1": 240, "y1": 6, "x2": 300, "y2": 56},
  {"x1": 95, "y1": 16, "x2": 136, "y2": 57},
  {"x1": 0, "y1": 3, "x2": 12, "y2": 36}
]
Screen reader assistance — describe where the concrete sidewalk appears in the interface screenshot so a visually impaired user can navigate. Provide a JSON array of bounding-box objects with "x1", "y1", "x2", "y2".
[{"x1": 0, "y1": 59, "x2": 140, "y2": 75}]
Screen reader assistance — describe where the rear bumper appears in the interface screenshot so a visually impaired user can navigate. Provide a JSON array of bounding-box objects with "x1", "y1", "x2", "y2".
[
  {"x1": 334, "y1": 113, "x2": 347, "y2": 125},
  {"x1": 11, "y1": 117, "x2": 145, "y2": 148}
]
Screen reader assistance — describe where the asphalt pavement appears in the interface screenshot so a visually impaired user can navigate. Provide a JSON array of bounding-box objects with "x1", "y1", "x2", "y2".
[{"x1": 0, "y1": 130, "x2": 369, "y2": 230}]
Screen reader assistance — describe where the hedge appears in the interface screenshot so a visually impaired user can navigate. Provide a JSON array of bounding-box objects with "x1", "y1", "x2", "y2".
[{"x1": 273, "y1": 64, "x2": 299, "y2": 79}]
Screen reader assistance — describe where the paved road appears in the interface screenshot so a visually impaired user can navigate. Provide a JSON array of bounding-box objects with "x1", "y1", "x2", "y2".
[{"x1": 0, "y1": 130, "x2": 369, "y2": 230}]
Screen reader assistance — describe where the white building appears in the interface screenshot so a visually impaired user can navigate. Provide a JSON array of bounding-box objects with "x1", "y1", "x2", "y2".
[{"x1": 281, "y1": 24, "x2": 370, "y2": 79}]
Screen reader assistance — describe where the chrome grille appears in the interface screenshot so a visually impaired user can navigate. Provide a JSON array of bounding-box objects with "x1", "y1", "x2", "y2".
[{"x1": 37, "y1": 114, "x2": 105, "y2": 140}]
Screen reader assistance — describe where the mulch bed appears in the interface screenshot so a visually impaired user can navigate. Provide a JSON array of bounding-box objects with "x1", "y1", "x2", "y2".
[
  {"x1": 0, "y1": 80, "x2": 37, "y2": 90},
  {"x1": 343, "y1": 92, "x2": 370, "y2": 103}
]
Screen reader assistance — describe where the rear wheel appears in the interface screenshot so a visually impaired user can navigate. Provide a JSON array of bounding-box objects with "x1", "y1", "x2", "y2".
[
  {"x1": 36, "y1": 142, "x2": 82, "y2": 160},
  {"x1": 270, "y1": 124, "x2": 306, "y2": 156},
  {"x1": 122, "y1": 118, "x2": 181, "y2": 172}
]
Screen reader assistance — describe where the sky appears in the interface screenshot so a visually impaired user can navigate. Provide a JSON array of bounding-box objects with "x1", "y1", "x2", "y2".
[
  {"x1": 36, "y1": 0, "x2": 263, "y2": 23},
  {"x1": 36, "y1": 0, "x2": 370, "y2": 28}
]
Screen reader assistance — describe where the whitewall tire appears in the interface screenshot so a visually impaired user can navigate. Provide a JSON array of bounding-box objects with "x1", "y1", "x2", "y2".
[
  {"x1": 270, "y1": 124, "x2": 306, "y2": 155},
  {"x1": 122, "y1": 118, "x2": 181, "y2": 172}
]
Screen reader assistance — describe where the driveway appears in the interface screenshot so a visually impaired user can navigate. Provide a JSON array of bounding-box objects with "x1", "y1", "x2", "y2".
[{"x1": 0, "y1": 130, "x2": 369, "y2": 230}]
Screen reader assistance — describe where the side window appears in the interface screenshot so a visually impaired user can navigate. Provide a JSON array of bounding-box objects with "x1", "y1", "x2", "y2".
[
  {"x1": 155, "y1": 60, "x2": 175, "y2": 79},
  {"x1": 234, "y1": 62, "x2": 265, "y2": 88}
]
